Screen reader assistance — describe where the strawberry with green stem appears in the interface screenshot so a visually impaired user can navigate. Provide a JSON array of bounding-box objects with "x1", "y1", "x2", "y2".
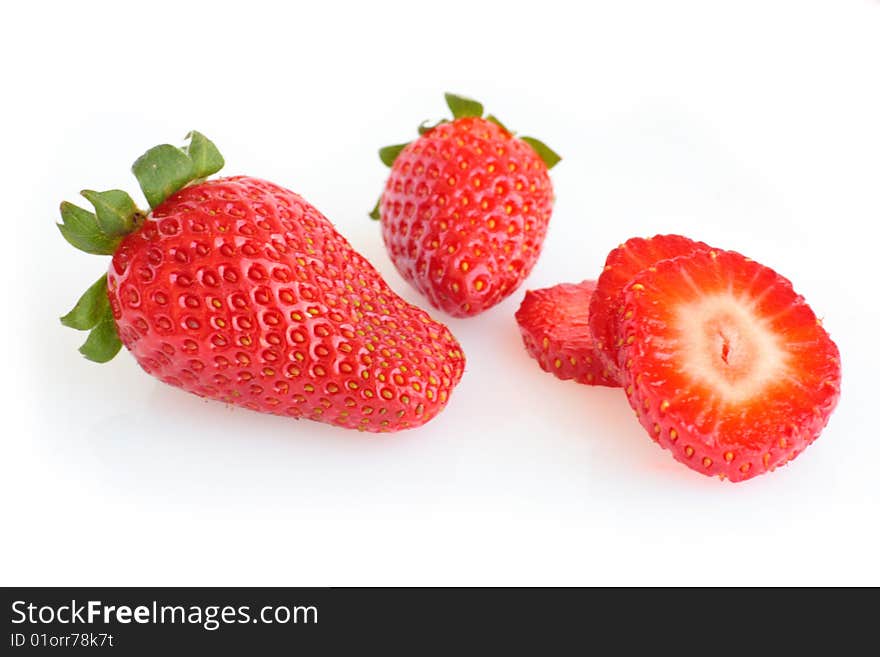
[
  {"x1": 372, "y1": 93, "x2": 561, "y2": 317},
  {"x1": 59, "y1": 132, "x2": 465, "y2": 432}
]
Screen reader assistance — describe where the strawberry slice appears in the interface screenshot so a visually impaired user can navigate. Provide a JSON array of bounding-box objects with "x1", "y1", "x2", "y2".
[
  {"x1": 620, "y1": 249, "x2": 841, "y2": 482},
  {"x1": 515, "y1": 281, "x2": 620, "y2": 387},
  {"x1": 590, "y1": 235, "x2": 710, "y2": 380}
]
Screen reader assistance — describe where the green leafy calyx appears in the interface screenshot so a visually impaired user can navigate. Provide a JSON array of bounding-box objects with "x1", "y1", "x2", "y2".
[
  {"x1": 519, "y1": 136, "x2": 562, "y2": 170},
  {"x1": 444, "y1": 93, "x2": 484, "y2": 119},
  {"x1": 485, "y1": 114, "x2": 510, "y2": 133},
  {"x1": 131, "y1": 131, "x2": 225, "y2": 209},
  {"x1": 80, "y1": 189, "x2": 143, "y2": 236},
  {"x1": 57, "y1": 202, "x2": 121, "y2": 255},
  {"x1": 78, "y1": 308, "x2": 123, "y2": 363},
  {"x1": 374, "y1": 93, "x2": 562, "y2": 178},
  {"x1": 61, "y1": 274, "x2": 111, "y2": 330},
  {"x1": 183, "y1": 130, "x2": 225, "y2": 179},
  {"x1": 378, "y1": 143, "x2": 409, "y2": 168},
  {"x1": 60, "y1": 274, "x2": 122, "y2": 363},
  {"x1": 369, "y1": 198, "x2": 381, "y2": 221},
  {"x1": 418, "y1": 119, "x2": 448, "y2": 135}
]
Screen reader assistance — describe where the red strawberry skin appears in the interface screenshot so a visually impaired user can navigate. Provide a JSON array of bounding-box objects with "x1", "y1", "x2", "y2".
[
  {"x1": 107, "y1": 176, "x2": 466, "y2": 432},
  {"x1": 379, "y1": 118, "x2": 554, "y2": 317},
  {"x1": 590, "y1": 235, "x2": 710, "y2": 380},
  {"x1": 619, "y1": 249, "x2": 841, "y2": 482},
  {"x1": 515, "y1": 281, "x2": 620, "y2": 387}
]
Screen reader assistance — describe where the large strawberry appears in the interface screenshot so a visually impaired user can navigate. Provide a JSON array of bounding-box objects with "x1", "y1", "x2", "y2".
[
  {"x1": 515, "y1": 280, "x2": 620, "y2": 387},
  {"x1": 589, "y1": 234, "x2": 710, "y2": 380},
  {"x1": 371, "y1": 93, "x2": 561, "y2": 317},
  {"x1": 619, "y1": 249, "x2": 841, "y2": 482},
  {"x1": 59, "y1": 132, "x2": 466, "y2": 432}
]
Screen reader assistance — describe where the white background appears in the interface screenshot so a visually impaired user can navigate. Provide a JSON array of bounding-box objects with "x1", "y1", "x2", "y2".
[{"x1": 2, "y1": 0, "x2": 878, "y2": 586}]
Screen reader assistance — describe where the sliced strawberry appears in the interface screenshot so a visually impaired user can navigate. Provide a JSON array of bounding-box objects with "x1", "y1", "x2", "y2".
[
  {"x1": 515, "y1": 281, "x2": 620, "y2": 387},
  {"x1": 619, "y1": 249, "x2": 841, "y2": 482},
  {"x1": 590, "y1": 235, "x2": 710, "y2": 380}
]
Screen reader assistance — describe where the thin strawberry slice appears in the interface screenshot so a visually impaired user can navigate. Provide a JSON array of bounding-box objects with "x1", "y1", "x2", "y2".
[
  {"x1": 590, "y1": 235, "x2": 710, "y2": 380},
  {"x1": 515, "y1": 281, "x2": 620, "y2": 387},
  {"x1": 620, "y1": 249, "x2": 841, "y2": 482}
]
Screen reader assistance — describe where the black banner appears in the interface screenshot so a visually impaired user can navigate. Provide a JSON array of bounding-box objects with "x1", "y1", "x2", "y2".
[{"x1": 1, "y1": 587, "x2": 870, "y2": 653}]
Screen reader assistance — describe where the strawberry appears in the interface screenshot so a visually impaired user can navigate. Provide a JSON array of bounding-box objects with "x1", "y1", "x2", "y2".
[
  {"x1": 515, "y1": 281, "x2": 620, "y2": 387},
  {"x1": 59, "y1": 132, "x2": 466, "y2": 432},
  {"x1": 590, "y1": 234, "x2": 710, "y2": 380},
  {"x1": 371, "y1": 93, "x2": 561, "y2": 317},
  {"x1": 619, "y1": 249, "x2": 841, "y2": 482}
]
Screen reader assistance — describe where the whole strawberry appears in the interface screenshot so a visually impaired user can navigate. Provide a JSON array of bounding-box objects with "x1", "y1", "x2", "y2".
[
  {"x1": 371, "y1": 93, "x2": 560, "y2": 317},
  {"x1": 59, "y1": 132, "x2": 465, "y2": 432}
]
